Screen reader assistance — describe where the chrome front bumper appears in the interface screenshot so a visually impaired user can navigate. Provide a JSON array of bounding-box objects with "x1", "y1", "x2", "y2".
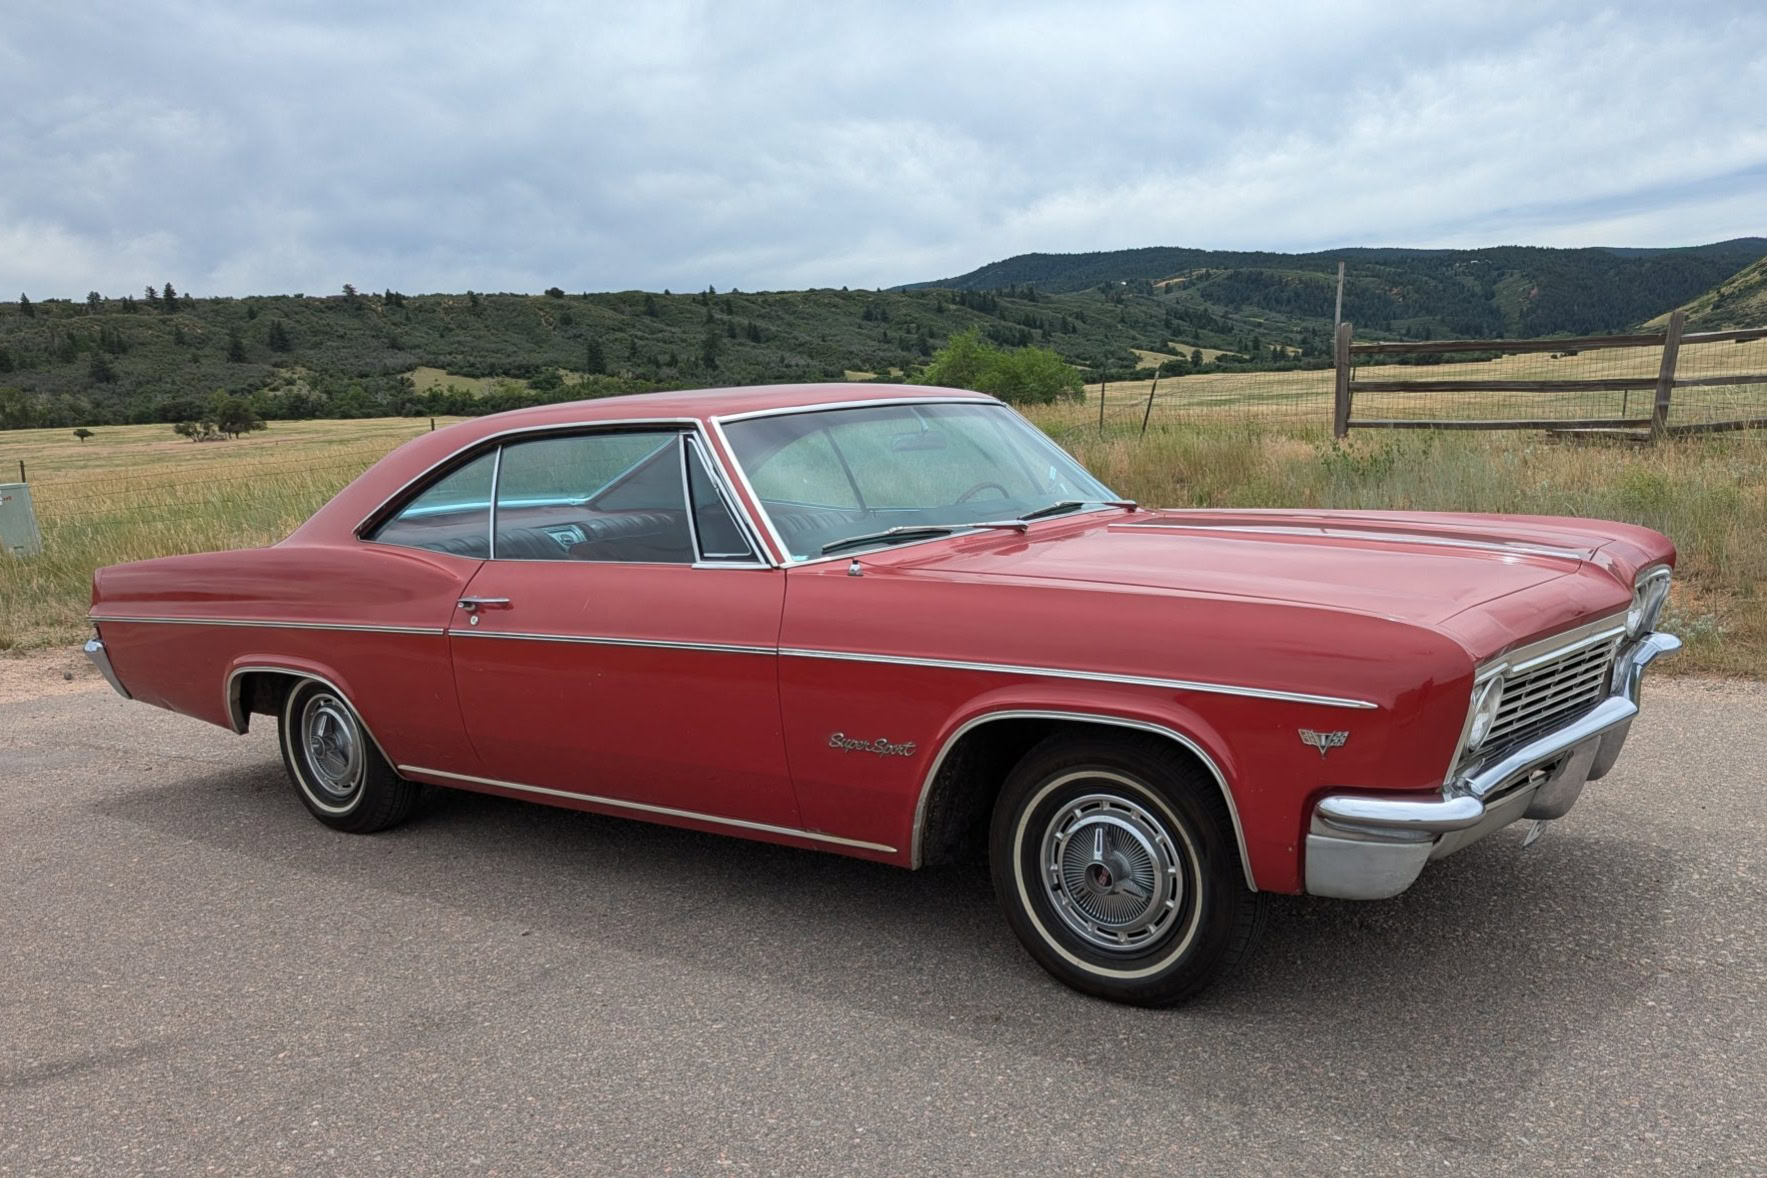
[
  {"x1": 83, "y1": 635, "x2": 131, "y2": 699},
  {"x1": 1305, "y1": 630, "x2": 1680, "y2": 900}
]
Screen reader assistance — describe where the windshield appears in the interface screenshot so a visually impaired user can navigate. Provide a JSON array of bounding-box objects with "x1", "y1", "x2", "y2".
[{"x1": 721, "y1": 401, "x2": 1117, "y2": 560}]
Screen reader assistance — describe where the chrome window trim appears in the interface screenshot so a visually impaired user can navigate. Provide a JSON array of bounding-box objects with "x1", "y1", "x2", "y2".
[
  {"x1": 1123, "y1": 520, "x2": 1593, "y2": 562},
  {"x1": 486, "y1": 443, "x2": 504, "y2": 560},
  {"x1": 683, "y1": 433, "x2": 765, "y2": 564},
  {"x1": 705, "y1": 415, "x2": 792, "y2": 563},
  {"x1": 710, "y1": 394, "x2": 996, "y2": 425},
  {"x1": 354, "y1": 418, "x2": 775, "y2": 568},
  {"x1": 675, "y1": 435, "x2": 704, "y2": 560},
  {"x1": 777, "y1": 647, "x2": 1378, "y2": 709},
  {"x1": 89, "y1": 614, "x2": 446, "y2": 636},
  {"x1": 709, "y1": 397, "x2": 1118, "y2": 568},
  {"x1": 396, "y1": 764, "x2": 897, "y2": 855},
  {"x1": 909, "y1": 708, "x2": 1256, "y2": 889}
]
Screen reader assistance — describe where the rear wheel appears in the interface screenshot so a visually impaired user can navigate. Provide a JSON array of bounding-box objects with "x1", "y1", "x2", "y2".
[
  {"x1": 278, "y1": 680, "x2": 420, "y2": 833},
  {"x1": 989, "y1": 733, "x2": 1266, "y2": 1006}
]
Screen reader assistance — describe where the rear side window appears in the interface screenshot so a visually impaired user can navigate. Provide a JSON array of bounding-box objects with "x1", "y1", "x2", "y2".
[{"x1": 369, "y1": 451, "x2": 497, "y2": 558}]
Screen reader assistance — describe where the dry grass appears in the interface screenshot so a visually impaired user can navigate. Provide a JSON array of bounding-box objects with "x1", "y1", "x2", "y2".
[
  {"x1": 2, "y1": 411, "x2": 1761, "y2": 677},
  {"x1": 0, "y1": 418, "x2": 460, "y2": 648},
  {"x1": 1072, "y1": 336, "x2": 1767, "y2": 430}
]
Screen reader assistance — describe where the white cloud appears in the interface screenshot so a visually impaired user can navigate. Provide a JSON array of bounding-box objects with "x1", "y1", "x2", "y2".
[{"x1": 0, "y1": 0, "x2": 1761, "y2": 298}]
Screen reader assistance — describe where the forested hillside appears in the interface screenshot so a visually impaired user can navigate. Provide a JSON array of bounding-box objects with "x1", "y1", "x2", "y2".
[
  {"x1": 906, "y1": 239, "x2": 1767, "y2": 338},
  {"x1": 1645, "y1": 253, "x2": 1767, "y2": 331},
  {"x1": 4, "y1": 234, "x2": 1760, "y2": 429},
  {"x1": 0, "y1": 282, "x2": 1332, "y2": 428}
]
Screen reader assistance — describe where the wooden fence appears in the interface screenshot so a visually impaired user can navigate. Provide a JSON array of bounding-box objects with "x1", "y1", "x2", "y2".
[{"x1": 1331, "y1": 312, "x2": 1767, "y2": 439}]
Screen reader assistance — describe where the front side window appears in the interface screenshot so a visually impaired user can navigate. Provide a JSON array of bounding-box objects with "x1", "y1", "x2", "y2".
[
  {"x1": 494, "y1": 430, "x2": 692, "y2": 562},
  {"x1": 721, "y1": 402, "x2": 1115, "y2": 559}
]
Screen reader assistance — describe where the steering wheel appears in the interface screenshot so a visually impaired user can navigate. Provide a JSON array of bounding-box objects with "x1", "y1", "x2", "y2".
[{"x1": 956, "y1": 481, "x2": 1011, "y2": 503}]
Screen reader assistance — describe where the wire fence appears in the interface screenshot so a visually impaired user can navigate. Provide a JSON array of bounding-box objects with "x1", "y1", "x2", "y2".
[{"x1": 1032, "y1": 321, "x2": 1767, "y2": 441}]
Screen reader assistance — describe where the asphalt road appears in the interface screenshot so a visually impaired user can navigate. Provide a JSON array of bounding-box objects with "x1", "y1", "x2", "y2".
[{"x1": 2, "y1": 668, "x2": 1764, "y2": 1176}]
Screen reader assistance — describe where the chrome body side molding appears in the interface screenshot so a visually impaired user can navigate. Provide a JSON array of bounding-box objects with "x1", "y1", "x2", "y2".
[
  {"x1": 910, "y1": 709, "x2": 1257, "y2": 891},
  {"x1": 779, "y1": 647, "x2": 1378, "y2": 710},
  {"x1": 89, "y1": 614, "x2": 446, "y2": 636},
  {"x1": 398, "y1": 764, "x2": 898, "y2": 855}
]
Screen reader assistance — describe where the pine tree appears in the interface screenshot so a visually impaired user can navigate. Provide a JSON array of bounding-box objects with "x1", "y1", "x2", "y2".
[
  {"x1": 584, "y1": 337, "x2": 606, "y2": 374},
  {"x1": 18, "y1": 293, "x2": 33, "y2": 316},
  {"x1": 227, "y1": 327, "x2": 247, "y2": 363},
  {"x1": 87, "y1": 291, "x2": 102, "y2": 312},
  {"x1": 266, "y1": 319, "x2": 292, "y2": 352},
  {"x1": 162, "y1": 283, "x2": 177, "y2": 311}
]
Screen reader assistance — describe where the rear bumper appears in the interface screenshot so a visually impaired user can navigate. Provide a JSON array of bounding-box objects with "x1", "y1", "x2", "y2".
[
  {"x1": 83, "y1": 635, "x2": 131, "y2": 700},
  {"x1": 1305, "y1": 630, "x2": 1680, "y2": 900}
]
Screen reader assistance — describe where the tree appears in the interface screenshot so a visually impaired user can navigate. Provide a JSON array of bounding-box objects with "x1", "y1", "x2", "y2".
[
  {"x1": 161, "y1": 282, "x2": 177, "y2": 311},
  {"x1": 226, "y1": 327, "x2": 247, "y2": 363},
  {"x1": 700, "y1": 325, "x2": 721, "y2": 370},
  {"x1": 73, "y1": 428, "x2": 94, "y2": 442},
  {"x1": 209, "y1": 392, "x2": 265, "y2": 438},
  {"x1": 342, "y1": 283, "x2": 357, "y2": 299},
  {"x1": 544, "y1": 286, "x2": 565, "y2": 299},
  {"x1": 86, "y1": 291, "x2": 102, "y2": 313},
  {"x1": 913, "y1": 328, "x2": 1082, "y2": 404},
  {"x1": 18, "y1": 293, "x2": 32, "y2": 316},
  {"x1": 88, "y1": 354, "x2": 118, "y2": 384},
  {"x1": 266, "y1": 319, "x2": 292, "y2": 352},
  {"x1": 173, "y1": 420, "x2": 210, "y2": 442},
  {"x1": 644, "y1": 294, "x2": 659, "y2": 317},
  {"x1": 145, "y1": 285, "x2": 158, "y2": 303},
  {"x1": 0, "y1": 346, "x2": 13, "y2": 374},
  {"x1": 584, "y1": 337, "x2": 606, "y2": 374},
  {"x1": 1191, "y1": 348, "x2": 1203, "y2": 367}
]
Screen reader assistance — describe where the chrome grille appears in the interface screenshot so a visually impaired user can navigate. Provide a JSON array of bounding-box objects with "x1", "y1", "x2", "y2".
[{"x1": 1487, "y1": 633, "x2": 1622, "y2": 753}]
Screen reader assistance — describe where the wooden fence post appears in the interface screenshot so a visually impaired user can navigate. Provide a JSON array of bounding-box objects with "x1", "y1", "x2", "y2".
[
  {"x1": 1098, "y1": 377, "x2": 1106, "y2": 434},
  {"x1": 1141, "y1": 372, "x2": 1159, "y2": 435},
  {"x1": 1332, "y1": 321, "x2": 1354, "y2": 438},
  {"x1": 1651, "y1": 310, "x2": 1686, "y2": 440}
]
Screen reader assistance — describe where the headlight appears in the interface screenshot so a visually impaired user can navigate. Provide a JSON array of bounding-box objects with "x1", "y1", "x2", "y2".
[
  {"x1": 1628, "y1": 568, "x2": 1672, "y2": 638},
  {"x1": 1465, "y1": 674, "x2": 1505, "y2": 752}
]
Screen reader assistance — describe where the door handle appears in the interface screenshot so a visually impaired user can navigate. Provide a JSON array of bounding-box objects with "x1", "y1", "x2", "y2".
[{"x1": 457, "y1": 597, "x2": 511, "y2": 611}]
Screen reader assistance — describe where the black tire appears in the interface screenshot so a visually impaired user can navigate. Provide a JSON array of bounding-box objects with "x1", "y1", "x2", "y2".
[
  {"x1": 989, "y1": 732, "x2": 1266, "y2": 1007},
  {"x1": 278, "y1": 679, "x2": 420, "y2": 833}
]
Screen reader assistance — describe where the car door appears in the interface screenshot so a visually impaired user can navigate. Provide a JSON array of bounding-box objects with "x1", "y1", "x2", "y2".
[{"x1": 447, "y1": 427, "x2": 798, "y2": 828}]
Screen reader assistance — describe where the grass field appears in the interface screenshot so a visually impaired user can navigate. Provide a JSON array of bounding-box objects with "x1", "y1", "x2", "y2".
[{"x1": 1, "y1": 411, "x2": 1762, "y2": 676}]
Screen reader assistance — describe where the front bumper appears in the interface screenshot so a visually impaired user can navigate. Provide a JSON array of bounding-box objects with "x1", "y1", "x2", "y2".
[{"x1": 1305, "y1": 630, "x2": 1680, "y2": 900}]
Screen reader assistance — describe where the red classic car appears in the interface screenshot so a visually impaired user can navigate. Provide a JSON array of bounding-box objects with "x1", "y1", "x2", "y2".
[{"x1": 85, "y1": 385, "x2": 1680, "y2": 1005}]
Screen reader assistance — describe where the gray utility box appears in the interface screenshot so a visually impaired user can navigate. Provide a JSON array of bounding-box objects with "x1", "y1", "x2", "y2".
[{"x1": 0, "y1": 483, "x2": 43, "y2": 557}]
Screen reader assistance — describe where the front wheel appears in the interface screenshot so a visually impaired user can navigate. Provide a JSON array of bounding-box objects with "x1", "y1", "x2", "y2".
[
  {"x1": 989, "y1": 733, "x2": 1266, "y2": 1006},
  {"x1": 278, "y1": 680, "x2": 420, "y2": 833}
]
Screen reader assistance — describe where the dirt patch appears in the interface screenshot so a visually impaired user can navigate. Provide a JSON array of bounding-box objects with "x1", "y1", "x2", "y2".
[{"x1": 0, "y1": 646, "x2": 107, "y2": 704}]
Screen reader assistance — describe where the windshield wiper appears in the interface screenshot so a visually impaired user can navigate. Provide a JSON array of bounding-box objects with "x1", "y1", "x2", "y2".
[
  {"x1": 1017, "y1": 498, "x2": 1139, "y2": 521},
  {"x1": 820, "y1": 520, "x2": 1029, "y2": 555}
]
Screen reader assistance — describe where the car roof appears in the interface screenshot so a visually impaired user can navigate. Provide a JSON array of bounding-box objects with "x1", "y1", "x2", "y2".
[
  {"x1": 459, "y1": 382, "x2": 994, "y2": 431},
  {"x1": 286, "y1": 383, "x2": 998, "y2": 547}
]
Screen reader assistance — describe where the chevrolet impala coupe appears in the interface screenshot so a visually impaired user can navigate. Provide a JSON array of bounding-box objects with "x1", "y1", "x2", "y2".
[{"x1": 85, "y1": 385, "x2": 1681, "y2": 1005}]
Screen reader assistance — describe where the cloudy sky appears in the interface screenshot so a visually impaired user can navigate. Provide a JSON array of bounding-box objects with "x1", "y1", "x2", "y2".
[{"x1": 3, "y1": 1, "x2": 1764, "y2": 299}]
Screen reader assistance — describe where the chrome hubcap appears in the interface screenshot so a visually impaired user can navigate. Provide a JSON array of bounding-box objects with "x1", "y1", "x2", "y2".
[
  {"x1": 1041, "y1": 792, "x2": 1184, "y2": 953},
  {"x1": 300, "y1": 693, "x2": 363, "y2": 800}
]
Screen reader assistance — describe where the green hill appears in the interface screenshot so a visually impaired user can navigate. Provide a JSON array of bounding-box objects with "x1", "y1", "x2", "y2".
[
  {"x1": 1644, "y1": 253, "x2": 1767, "y2": 331},
  {"x1": 904, "y1": 239, "x2": 1767, "y2": 339},
  {"x1": 0, "y1": 283, "x2": 1331, "y2": 428},
  {"x1": 4, "y1": 234, "x2": 1761, "y2": 429}
]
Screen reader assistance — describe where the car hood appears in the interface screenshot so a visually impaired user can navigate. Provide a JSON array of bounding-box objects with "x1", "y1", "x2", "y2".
[{"x1": 899, "y1": 508, "x2": 1610, "y2": 629}]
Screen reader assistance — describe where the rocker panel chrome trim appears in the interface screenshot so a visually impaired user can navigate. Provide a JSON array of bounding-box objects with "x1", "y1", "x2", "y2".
[
  {"x1": 910, "y1": 708, "x2": 1257, "y2": 890},
  {"x1": 397, "y1": 764, "x2": 898, "y2": 854},
  {"x1": 780, "y1": 647, "x2": 1378, "y2": 710}
]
